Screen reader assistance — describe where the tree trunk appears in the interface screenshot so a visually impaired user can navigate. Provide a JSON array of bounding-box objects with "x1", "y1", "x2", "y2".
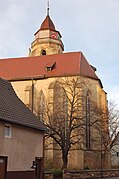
[{"x1": 62, "y1": 153, "x2": 68, "y2": 169}]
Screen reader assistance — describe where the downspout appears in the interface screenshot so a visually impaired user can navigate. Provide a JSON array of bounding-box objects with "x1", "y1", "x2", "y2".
[{"x1": 31, "y1": 78, "x2": 34, "y2": 113}]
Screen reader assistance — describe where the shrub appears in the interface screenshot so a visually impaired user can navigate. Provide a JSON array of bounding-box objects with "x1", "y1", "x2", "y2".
[{"x1": 51, "y1": 168, "x2": 63, "y2": 176}]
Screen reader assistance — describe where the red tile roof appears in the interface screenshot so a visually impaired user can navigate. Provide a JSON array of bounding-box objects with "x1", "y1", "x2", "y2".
[
  {"x1": 0, "y1": 52, "x2": 99, "y2": 82},
  {"x1": 40, "y1": 15, "x2": 55, "y2": 31}
]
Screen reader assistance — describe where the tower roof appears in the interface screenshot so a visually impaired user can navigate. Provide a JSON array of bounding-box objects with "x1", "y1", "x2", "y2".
[{"x1": 40, "y1": 15, "x2": 56, "y2": 31}]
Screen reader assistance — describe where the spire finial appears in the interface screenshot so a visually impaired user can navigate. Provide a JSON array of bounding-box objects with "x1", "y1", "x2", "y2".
[{"x1": 47, "y1": 0, "x2": 50, "y2": 16}]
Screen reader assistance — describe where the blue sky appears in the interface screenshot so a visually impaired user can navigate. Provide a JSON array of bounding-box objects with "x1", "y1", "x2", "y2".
[{"x1": 0, "y1": 0, "x2": 119, "y2": 105}]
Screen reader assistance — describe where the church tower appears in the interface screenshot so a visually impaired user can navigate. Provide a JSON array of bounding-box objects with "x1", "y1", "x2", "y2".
[{"x1": 29, "y1": 2, "x2": 64, "y2": 56}]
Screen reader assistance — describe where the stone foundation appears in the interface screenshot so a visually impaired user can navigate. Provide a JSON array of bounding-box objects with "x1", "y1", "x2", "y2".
[
  {"x1": 45, "y1": 169, "x2": 119, "y2": 179},
  {"x1": 65, "y1": 169, "x2": 119, "y2": 178}
]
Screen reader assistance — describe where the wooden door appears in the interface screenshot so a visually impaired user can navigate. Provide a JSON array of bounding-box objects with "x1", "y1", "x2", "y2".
[
  {"x1": 35, "y1": 157, "x2": 43, "y2": 179},
  {"x1": 0, "y1": 156, "x2": 7, "y2": 179}
]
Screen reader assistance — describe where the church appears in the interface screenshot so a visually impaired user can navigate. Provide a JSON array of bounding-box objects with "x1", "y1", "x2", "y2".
[{"x1": 0, "y1": 5, "x2": 110, "y2": 170}]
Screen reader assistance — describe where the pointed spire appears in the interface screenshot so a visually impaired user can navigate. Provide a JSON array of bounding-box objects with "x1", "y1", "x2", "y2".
[
  {"x1": 47, "y1": 0, "x2": 50, "y2": 16},
  {"x1": 40, "y1": 1, "x2": 55, "y2": 31},
  {"x1": 40, "y1": 15, "x2": 55, "y2": 31}
]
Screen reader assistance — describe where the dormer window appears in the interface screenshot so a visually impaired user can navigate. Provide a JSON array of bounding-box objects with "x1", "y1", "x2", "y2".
[
  {"x1": 46, "y1": 62, "x2": 56, "y2": 71},
  {"x1": 41, "y1": 49, "x2": 46, "y2": 56},
  {"x1": 46, "y1": 67, "x2": 52, "y2": 71}
]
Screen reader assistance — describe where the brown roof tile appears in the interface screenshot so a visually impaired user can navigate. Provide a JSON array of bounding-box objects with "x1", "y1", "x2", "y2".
[
  {"x1": 40, "y1": 15, "x2": 55, "y2": 31},
  {"x1": 0, "y1": 52, "x2": 99, "y2": 82},
  {"x1": 0, "y1": 78, "x2": 46, "y2": 131}
]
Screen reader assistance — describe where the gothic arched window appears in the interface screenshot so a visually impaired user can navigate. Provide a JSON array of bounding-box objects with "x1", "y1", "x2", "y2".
[
  {"x1": 53, "y1": 81, "x2": 68, "y2": 123},
  {"x1": 38, "y1": 90, "x2": 46, "y2": 121},
  {"x1": 24, "y1": 86, "x2": 31, "y2": 108},
  {"x1": 86, "y1": 91, "x2": 91, "y2": 149}
]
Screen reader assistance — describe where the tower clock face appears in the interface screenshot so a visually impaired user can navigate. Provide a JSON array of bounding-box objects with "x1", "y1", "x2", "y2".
[{"x1": 50, "y1": 32, "x2": 59, "y2": 39}]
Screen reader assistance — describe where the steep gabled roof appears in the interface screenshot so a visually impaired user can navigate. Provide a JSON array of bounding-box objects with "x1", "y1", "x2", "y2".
[
  {"x1": 0, "y1": 78, "x2": 46, "y2": 131},
  {"x1": 0, "y1": 52, "x2": 100, "y2": 84}
]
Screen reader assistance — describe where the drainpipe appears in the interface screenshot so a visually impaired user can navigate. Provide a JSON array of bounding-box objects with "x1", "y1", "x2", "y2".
[{"x1": 31, "y1": 78, "x2": 34, "y2": 113}]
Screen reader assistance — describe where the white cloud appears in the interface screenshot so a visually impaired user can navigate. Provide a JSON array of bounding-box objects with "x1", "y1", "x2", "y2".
[
  {"x1": 108, "y1": 86, "x2": 119, "y2": 106},
  {"x1": 0, "y1": 0, "x2": 119, "y2": 105}
]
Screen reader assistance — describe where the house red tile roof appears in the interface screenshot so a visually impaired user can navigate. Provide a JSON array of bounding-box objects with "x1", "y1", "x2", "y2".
[
  {"x1": 0, "y1": 52, "x2": 100, "y2": 82},
  {"x1": 0, "y1": 78, "x2": 46, "y2": 131},
  {"x1": 40, "y1": 15, "x2": 55, "y2": 31}
]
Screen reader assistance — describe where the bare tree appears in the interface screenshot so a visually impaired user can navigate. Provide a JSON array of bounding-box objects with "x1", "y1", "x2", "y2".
[
  {"x1": 102, "y1": 101, "x2": 119, "y2": 167},
  {"x1": 91, "y1": 104, "x2": 109, "y2": 169},
  {"x1": 43, "y1": 77, "x2": 87, "y2": 169},
  {"x1": 108, "y1": 101, "x2": 119, "y2": 139},
  {"x1": 39, "y1": 76, "x2": 107, "y2": 169},
  {"x1": 92, "y1": 100, "x2": 119, "y2": 169},
  {"x1": 108, "y1": 101, "x2": 119, "y2": 167}
]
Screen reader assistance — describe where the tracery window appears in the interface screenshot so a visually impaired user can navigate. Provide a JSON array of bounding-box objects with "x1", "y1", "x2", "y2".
[
  {"x1": 53, "y1": 81, "x2": 68, "y2": 117},
  {"x1": 38, "y1": 90, "x2": 46, "y2": 121},
  {"x1": 24, "y1": 86, "x2": 31, "y2": 107},
  {"x1": 85, "y1": 91, "x2": 91, "y2": 149}
]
